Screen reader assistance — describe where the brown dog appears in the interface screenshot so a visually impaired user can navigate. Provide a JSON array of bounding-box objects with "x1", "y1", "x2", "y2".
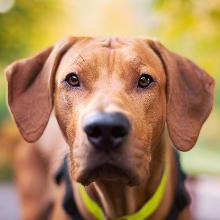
[{"x1": 5, "y1": 37, "x2": 214, "y2": 220}]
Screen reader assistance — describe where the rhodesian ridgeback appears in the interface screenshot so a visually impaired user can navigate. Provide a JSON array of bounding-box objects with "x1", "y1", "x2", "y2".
[{"x1": 5, "y1": 37, "x2": 214, "y2": 220}]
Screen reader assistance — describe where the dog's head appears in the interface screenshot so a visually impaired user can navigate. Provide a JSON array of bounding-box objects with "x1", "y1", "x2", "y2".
[{"x1": 5, "y1": 37, "x2": 214, "y2": 185}]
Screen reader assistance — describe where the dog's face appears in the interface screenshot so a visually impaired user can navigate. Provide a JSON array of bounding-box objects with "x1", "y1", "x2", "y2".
[
  {"x1": 6, "y1": 37, "x2": 214, "y2": 186},
  {"x1": 54, "y1": 38, "x2": 166, "y2": 185}
]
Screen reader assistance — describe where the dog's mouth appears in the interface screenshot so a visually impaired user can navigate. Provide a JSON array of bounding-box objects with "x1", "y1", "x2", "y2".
[{"x1": 77, "y1": 163, "x2": 138, "y2": 186}]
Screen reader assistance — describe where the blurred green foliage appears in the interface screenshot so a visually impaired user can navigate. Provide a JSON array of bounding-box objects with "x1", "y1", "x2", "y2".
[
  {"x1": 0, "y1": 0, "x2": 63, "y2": 66},
  {"x1": 0, "y1": 73, "x2": 7, "y2": 121},
  {"x1": 0, "y1": 161, "x2": 13, "y2": 181}
]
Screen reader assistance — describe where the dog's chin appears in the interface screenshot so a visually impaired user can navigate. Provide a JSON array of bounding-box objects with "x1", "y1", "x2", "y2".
[{"x1": 76, "y1": 163, "x2": 139, "y2": 186}]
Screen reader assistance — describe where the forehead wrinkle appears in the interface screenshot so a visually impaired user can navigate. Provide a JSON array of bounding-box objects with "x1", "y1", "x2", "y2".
[
  {"x1": 107, "y1": 49, "x2": 116, "y2": 77},
  {"x1": 72, "y1": 53, "x2": 100, "y2": 81},
  {"x1": 116, "y1": 54, "x2": 141, "y2": 80},
  {"x1": 125, "y1": 56, "x2": 144, "y2": 70},
  {"x1": 72, "y1": 54, "x2": 90, "y2": 69}
]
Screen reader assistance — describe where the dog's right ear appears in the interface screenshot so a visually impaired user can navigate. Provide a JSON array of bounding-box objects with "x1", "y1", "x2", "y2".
[
  {"x1": 148, "y1": 40, "x2": 214, "y2": 151},
  {"x1": 5, "y1": 38, "x2": 74, "y2": 142}
]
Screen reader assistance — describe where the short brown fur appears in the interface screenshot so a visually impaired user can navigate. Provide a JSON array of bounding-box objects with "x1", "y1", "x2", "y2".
[{"x1": 6, "y1": 37, "x2": 214, "y2": 219}]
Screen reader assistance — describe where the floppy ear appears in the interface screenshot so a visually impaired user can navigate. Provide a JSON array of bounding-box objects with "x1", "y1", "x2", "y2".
[
  {"x1": 5, "y1": 38, "x2": 74, "y2": 142},
  {"x1": 149, "y1": 40, "x2": 215, "y2": 151}
]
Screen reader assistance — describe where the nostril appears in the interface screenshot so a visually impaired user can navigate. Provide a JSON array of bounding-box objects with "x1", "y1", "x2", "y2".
[
  {"x1": 86, "y1": 126, "x2": 102, "y2": 138},
  {"x1": 111, "y1": 126, "x2": 128, "y2": 138}
]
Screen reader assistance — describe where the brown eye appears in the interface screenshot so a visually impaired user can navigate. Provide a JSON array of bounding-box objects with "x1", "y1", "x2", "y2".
[
  {"x1": 65, "y1": 73, "x2": 80, "y2": 87},
  {"x1": 138, "y1": 74, "x2": 154, "y2": 88}
]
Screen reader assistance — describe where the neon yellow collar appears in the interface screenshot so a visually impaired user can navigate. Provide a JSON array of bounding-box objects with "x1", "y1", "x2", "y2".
[{"x1": 78, "y1": 165, "x2": 168, "y2": 220}]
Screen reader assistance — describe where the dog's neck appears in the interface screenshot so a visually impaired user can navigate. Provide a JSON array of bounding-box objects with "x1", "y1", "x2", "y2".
[
  {"x1": 74, "y1": 138, "x2": 175, "y2": 219},
  {"x1": 87, "y1": 172, "x2": 163, "y2": 218}
]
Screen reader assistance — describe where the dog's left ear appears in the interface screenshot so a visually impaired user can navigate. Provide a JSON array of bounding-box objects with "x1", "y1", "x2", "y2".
[{"x1": 149, "y1": 40, "x2": 215, "y2": 151}]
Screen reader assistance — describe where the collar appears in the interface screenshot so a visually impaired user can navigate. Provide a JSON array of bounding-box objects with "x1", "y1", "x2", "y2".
[{"x1": 78, "y1": 165, "x2": 168, "y2": 220}]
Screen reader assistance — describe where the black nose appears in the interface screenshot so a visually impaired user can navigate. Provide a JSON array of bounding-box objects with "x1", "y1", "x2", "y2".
[{"x1": 83, "y1": 112, "x2": 131, "y2": 151}]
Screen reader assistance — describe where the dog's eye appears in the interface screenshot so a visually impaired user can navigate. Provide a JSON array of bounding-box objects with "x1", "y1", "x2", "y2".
[
  {"x1": 137, "y1": 74, "x2": 154, "y2": 88},
  {"x1": 65, "y1": 73, "x2": 80, "y2": 87}
]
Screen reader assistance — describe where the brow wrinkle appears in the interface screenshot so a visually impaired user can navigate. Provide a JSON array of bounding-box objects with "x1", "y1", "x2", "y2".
[
  {"x1": 127, "y1": 56, "x2": 144, "y2": 69},
  {"x1": 73, "y1": 54, "x2": 92, "y2": 71},
  {"x1": 108, "y1": 49, "x2": 116, "y2": 77}
]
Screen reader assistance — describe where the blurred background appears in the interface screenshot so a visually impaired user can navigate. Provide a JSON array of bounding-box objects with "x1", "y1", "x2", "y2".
[{"x1": 0, "y1": 0, "x2": 220, "y2": 219}]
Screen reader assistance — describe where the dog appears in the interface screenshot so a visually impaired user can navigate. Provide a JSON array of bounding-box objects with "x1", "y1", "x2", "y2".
[{"x1": 5, "y1": 37, "x2": 214, "y2": 220}]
